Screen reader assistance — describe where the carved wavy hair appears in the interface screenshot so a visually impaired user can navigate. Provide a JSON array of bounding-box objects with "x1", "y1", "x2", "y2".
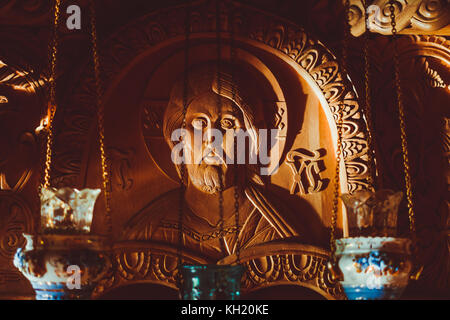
[{"x1": 163, "y1": 62, "x2": 264, "y2": 185}]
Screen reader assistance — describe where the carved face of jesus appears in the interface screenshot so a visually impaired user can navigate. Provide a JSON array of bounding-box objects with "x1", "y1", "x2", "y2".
[{"x1": 184, "y1": 92, "x2": 244, "y2": 194}]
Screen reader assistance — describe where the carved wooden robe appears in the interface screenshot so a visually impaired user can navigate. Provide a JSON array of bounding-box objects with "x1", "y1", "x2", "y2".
[{"x1": 122, "y1": 182, "x2": 317, "y2": 262}]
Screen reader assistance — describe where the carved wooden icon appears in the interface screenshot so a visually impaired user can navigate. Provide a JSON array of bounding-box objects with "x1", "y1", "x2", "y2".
[
  {"x1": 0, "y1": 0, "x2": 448, "y2": 300},
  {"x1": 73, "y1": 1, "x2": 373, "y2": 299}
]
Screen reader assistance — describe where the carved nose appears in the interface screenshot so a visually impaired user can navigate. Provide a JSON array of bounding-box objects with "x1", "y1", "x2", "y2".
[
  {"x1": 204, "y1": 124, "x2": 222, "y2": 145},
  {"x1": 202, "y1": 125, "x2": 224, "y2": 162},
  {"x1": 204, "y1": 127, "x2": 213, "y2": 144}
]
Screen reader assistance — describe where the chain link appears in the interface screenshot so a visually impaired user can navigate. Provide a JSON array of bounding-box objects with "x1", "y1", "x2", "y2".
[
  {"x1": 389, "y1": 0, "x2": 416, "y2": 238},
  {"x1": 177, "y1": 4, "x2": 191, "y2": 293},
  {"x1": 362, "y1": 0, "x2": 376, "y2": 191},
  {"x1": 229, "y1": 3, "x2": 240, "y2": 265},
  {"x1": 330, "y1": 0, "x2": 350, "y2": 264},
  {"x1": 341, "y1": 0, "x2": 350, "y2": 75},
  {"x1": 330, "y1": 106, "x2": 344, "y2": 264},
  {"x1": 389, "y1": 2, "x2": 398, "y2": 35},
  {"x1": 42, "y1": 0, "x2": 61, "y2": 190},
  {"x1": 89, "y1": 0, "x2": 113, "y2": 238},
  {"x1": 216, "y1": 0, "x2": 225, "y2": 248}
]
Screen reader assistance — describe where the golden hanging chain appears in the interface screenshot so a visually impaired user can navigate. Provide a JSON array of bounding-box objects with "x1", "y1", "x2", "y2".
[
  {"x1": 90, "y1": 0, "x2": 113, "y2": 237},
  {"x1": 177, "y1": 4, "x2": 191, "y2": 292},
  {"x1": 330, "y1": 107, "x2": 344, "y2": 264},
  {"x1": 229, "y1": 3, "x2": 240, "y2": 265},
  {"x1": 389, "y1": 0, "x2": 416, "y2": 238},
  {"x1": 216, "y1": 0, "x2": 225, "y2": 243},
  {"x1": 329, "y1": 0, "x2": 349, "y2": 265},
  {"x1": 362, "y1": 0, "x2": 376, "y2": 191},
  {"x1": 42, "y1": 0, "x2": 61, "y2": 190}
]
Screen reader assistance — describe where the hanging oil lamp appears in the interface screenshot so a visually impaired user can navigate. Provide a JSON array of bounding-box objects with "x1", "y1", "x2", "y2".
[
  {"x1": 14, "y1": 0, "x2": 111, "y2": 300},
  {"x1": 327, "y1": 0, "x2": 422, "y2": 300},
  {"x1": 178, "y1": 0, "x2": 243, "y2": 300},
  {"x1": 334, "y1": 190, "x2": 414, "y2": 300}
]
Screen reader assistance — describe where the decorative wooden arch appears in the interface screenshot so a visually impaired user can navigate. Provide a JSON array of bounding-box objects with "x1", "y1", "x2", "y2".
[
  {"x1": 53, "y1": 0, "x2": 373, "y2": 300},
  {"x1": 57, "y1": 0, "x2": 372, "y2": 193}
]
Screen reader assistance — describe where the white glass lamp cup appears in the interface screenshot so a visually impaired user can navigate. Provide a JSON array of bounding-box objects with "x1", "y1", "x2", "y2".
[{"x1": 40, "y1": 187, "x2": 101, "y2": 234}]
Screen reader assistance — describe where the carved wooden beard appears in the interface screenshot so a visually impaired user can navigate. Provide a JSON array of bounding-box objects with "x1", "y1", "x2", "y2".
[{"x1": 187, "y1": 163, "x2": 229, "y2": 194}]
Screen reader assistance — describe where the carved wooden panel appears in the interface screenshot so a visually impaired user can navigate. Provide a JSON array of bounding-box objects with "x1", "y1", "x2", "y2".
[
  {"x1": 0, "y1": 0, "x2": 448, "y2": 299},
  {"x1": 59, "y1": 0, "x2": 372, "y2": 298}
]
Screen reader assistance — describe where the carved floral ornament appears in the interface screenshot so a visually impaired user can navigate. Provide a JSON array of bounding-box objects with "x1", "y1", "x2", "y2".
[
  {"x1": 91, "y1": 243, "x2": 344, "y2": 299},
  {"x1": 348, "y1": 0, "x2": 449, "y2": 36}
]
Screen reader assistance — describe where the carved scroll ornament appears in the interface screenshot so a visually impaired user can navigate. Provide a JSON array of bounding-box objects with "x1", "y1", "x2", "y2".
[
  {"x1": 93, "y1": 242, "x2": 344, "y2": 300},
  {"x1": 348, "y1": 0, "x2": 449, "y2": 36}
]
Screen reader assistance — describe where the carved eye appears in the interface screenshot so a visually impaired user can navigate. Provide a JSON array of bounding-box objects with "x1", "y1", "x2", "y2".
[
  {"x1": 220, "y1": 118, "x2": 235, "y2": 130},
  {"x1": 192, "y1": 117, "x2": 207, "y2": 130}
]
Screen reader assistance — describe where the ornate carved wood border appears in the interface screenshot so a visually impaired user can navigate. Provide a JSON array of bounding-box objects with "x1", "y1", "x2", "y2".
[{"x1": 93, "y1": 242, "x2": 344, "y2": 300}]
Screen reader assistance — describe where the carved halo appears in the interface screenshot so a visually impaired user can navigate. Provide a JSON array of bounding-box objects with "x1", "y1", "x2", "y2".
[{"x1": 140, "y1": 46, "x2": 288, "y2": 182}]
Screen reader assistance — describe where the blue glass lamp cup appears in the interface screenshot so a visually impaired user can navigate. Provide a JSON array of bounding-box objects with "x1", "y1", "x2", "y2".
[
  {"x1": 334, "y1": 237, "x2": 413, "y2": 300},
  {"x1": 332, "y1": 189, "x2": 415, "y2": 300},
  {"x1": 180, "y1": 264, "x2": 243, "y2": 300}
]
